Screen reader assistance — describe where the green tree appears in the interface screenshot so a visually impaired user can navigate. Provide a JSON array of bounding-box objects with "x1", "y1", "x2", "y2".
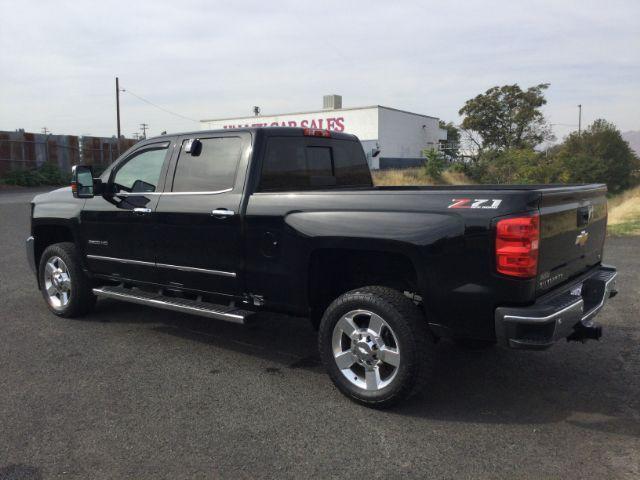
[
  {"x1": 438, "y1": 120, "x2": 460, "y2": 160},
  {"x1": 471, "y1": 148, "x2": 561, "y2": 184},
  {"x1": 423, "y1": 149, "x2": 446, "y2": 180},
  {"x1": 459, "y1": 83, "x2": 553, "y2": 151},
  {"x1": 553, "y1": 119, "x2": 639, "y2": 193}
]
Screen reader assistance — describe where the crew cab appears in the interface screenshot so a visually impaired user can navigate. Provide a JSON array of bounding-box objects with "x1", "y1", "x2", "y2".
[{"x1": 26, "y1": 127, "x2": 618, "y2": 407}]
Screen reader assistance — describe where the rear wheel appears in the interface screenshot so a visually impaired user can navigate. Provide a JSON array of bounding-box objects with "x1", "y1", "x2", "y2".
[
  {"x1": 39, "y1": 242, "x2": 96, "y2": 318},
  {"x1": 318, "y1": 286, "x2": 434, "y2": 408}
]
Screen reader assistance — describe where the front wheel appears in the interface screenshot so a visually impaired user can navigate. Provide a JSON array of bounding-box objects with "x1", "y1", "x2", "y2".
[
  {"x1": 39, "y1": 242, "x2": 96, "y2": 318},
  {"x1": 318, "y1": 286, "x2": 434, "y2": 408}
]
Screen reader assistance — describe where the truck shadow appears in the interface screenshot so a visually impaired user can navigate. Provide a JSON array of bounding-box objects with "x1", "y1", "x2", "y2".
[
  {"x1": 91, "y1": 299, "x2": 639, "y2": 437},
  {"x1": 396, "y1": 337, "x2": 640, "y2": 438},
  {"x1": 91, "y1": 299, "x2": 324, "y2": 371}
]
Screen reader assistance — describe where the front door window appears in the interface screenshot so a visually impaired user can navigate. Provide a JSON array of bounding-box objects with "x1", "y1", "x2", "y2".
[{"x1": 113, "y1": 147, "x2": 167, "y2": 193}]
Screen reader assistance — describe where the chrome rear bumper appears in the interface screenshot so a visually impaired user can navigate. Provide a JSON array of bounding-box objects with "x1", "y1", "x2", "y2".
[{"x1": 495, "y1": 265, "x2": 617, "y2": 350}]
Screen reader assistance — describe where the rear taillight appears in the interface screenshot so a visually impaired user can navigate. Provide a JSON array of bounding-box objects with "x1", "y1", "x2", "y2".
[
  {"x1": 495, "y1": 214, "x2": 540, "y2": 278},
  {"x1": 303, "y1": 128, "x2": 331, "y2": 138}
]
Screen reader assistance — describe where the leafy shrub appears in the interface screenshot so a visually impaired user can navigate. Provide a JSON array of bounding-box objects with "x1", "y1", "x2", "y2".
[
  {"x1": 38, "y1": 162, "x2": 69, "y2": 185},
  {"x1": 552, "y1": 120, "x2": 639, "y2": 193},
  {"x1": 448, "y1": 162, "x2": 468, "y2": 174},
  {"x1": 423, "y1": 149, "x2": 446, "y2": 180},
  {"x1": 470, "y1": 149, "x2": 562, "y2": 185},
  {"x1": 465, "y1": 119, "x2": 639, "y2": 191},
  {"x1": 2, "y1": 163, "x2": 70, "y2": 187}
]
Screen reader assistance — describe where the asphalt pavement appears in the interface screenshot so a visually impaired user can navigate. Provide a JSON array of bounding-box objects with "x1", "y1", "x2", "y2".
[{"x1": 1, "y1": 187, "x2": 638, "y2": 479}]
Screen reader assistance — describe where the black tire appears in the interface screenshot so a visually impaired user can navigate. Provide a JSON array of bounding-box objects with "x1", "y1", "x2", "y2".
[
  {"x1": 39, "y1": 242, "x2": 96, "y2": 318},
  {"x1": 318, "y1": 286, "x2": 434, "y2": 408}
]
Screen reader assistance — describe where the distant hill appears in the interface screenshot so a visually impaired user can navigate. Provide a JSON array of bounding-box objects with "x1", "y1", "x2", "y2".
[{"x1": 622, "y1": 131, "x2": 640, "y2": 156}]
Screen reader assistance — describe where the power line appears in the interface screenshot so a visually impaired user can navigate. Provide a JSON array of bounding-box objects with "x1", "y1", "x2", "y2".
[{"x1": 120, "y1": 86, "x2": 199, "y2": 123}]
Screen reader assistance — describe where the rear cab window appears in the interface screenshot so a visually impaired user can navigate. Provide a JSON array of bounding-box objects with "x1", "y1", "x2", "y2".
[{"x1": 259, "y1": 137, "x2": 372, "y2": 191}]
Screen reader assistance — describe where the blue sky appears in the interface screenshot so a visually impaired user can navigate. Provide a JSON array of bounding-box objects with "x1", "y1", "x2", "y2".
[{"x1": 1, "y1": 0, "x2": 638, "y2": 141}]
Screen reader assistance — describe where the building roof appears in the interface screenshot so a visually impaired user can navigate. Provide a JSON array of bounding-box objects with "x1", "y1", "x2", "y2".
[{"x1": 200, "y1": 105, "x2": 438, "y2": 123}]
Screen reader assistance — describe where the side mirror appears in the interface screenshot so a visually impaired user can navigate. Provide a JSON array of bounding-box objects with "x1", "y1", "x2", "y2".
[
  {"x1": 372, "y1": 148, "x2": 381, "y2": 158},
  {"x1": 184, "y1": 138, "x2": 203, "y2": 156},
  {"x1": 131, "y1": 179, "x2": 156, "y2": 193},
  {"x1": 71, "y1": 165, "x2": 95, "y2": 198}
]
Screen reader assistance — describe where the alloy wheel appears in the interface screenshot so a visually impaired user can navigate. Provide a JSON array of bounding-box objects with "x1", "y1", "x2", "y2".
[
  {"x1": 331, "y1": 309, "x2": 401, "y2": 391},
  {"x1": 43, "y1": 256, "x2": 72, "y2": 310}
]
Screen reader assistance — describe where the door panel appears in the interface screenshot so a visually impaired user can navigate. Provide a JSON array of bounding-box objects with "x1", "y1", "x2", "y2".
[
  {"x1": 155, "y1": 192, "x2": 243, "y2": 294},
  {"x1": 81, "y1": 141, "x2": 172, "y2": 283},
  {"x1": 154, "y1": 133, "x2": 250, "y2": 296}
]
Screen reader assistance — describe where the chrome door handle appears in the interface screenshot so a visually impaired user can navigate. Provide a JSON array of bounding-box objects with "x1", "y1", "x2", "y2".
[
  {"x1": 133, "y1": 207, "x2": 152, "y2": 215},
  {"x1": 211, "y1": 209, "x2": 235, "y2": 218}
]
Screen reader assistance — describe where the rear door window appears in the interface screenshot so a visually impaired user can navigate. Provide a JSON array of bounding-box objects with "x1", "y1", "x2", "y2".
[{"x1": 172, "y1": 137, "x2": 243, "y2": 192}]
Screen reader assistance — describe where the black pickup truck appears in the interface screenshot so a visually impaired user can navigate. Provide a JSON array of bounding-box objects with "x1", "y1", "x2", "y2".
[{"x1": 26, "y1": 127, "x2": 618, "y2": 407}]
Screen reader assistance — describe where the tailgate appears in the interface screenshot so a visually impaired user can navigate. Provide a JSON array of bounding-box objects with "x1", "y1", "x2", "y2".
[{"x1": 536, "y1": 185, "x2": 608, "y2": 295}]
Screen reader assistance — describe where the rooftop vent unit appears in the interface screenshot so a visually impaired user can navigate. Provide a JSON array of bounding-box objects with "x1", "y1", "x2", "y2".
[{"x1": 323, "y1": 94, "x2": 342, "y2": 110}]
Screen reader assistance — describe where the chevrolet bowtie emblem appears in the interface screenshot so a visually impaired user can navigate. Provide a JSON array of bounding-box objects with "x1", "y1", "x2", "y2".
[{"x1": 575, "y1": 230, "x2": 589, "y2": 247}]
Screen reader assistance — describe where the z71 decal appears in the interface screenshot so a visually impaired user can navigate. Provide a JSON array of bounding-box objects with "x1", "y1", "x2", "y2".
[{"x1": 448, "y1": 198, "x2": 502, "y2": 209}]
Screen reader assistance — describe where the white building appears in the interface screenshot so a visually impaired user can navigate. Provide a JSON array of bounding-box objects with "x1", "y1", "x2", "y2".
[{"x1": 200, "y1": 95, "x2": 447, "y2": 170}]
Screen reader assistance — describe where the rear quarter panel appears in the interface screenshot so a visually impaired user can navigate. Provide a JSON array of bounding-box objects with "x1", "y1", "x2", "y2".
[{"x1": 243, "y1": 189, "x2": 540, "y2": 339}]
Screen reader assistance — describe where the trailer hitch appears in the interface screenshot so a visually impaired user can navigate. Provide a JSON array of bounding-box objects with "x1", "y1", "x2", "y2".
[{"x1": 567, "y1": 321, "x2": 603, "y2": 343}]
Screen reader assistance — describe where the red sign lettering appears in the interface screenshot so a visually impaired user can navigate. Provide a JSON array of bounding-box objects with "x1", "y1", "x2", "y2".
[{"x1": 221, "y1": 116, "x2": 345, "y2": 132}]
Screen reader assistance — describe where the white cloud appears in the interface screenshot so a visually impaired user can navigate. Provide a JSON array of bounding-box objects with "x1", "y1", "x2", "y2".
[{"x1": 1, "y1": 0, "x2": 638, "y2": 138}]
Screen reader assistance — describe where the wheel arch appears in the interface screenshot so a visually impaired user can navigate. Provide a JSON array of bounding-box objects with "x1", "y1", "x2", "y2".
[
  {"x1": 32, "y1": 221, "x2": 79, "y2": 286},
  {"x1": 307, "y1": 245, "x2": 425, "y2": 329},
  {"x1": 285, "y1": 209, "x2": 461, "y2": 326}
]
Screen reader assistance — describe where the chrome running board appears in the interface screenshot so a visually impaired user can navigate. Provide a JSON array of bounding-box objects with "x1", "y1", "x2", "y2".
[{"x1": 92, "y1": 286, "x2": 252, "y2": 324}]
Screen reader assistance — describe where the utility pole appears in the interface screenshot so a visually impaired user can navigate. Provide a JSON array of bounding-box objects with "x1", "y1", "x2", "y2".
[
  {"x1": 140, "y1": 123, "x2": 149, "y2": 139},
  {"x1": 42, "y1": 128, "x2": 51, "y2": 162},
  {"x1": 116, "y1": 77, "x2": 121, "y2": 139},
  {"x1": 578, "y1": 104, "x2": 582, "y2": 135}
]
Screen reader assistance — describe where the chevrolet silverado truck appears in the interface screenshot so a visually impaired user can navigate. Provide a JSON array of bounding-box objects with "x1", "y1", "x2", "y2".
[{"x1": 26, "y1": 127, "x2": 618, "y2": 407}]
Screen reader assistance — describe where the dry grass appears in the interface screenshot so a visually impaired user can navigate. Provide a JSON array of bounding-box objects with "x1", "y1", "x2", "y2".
[
  {"x1": 608, "y1": 185, "x2": 640, "y2": 224},
  {"x1": 372, "y1": 167, "x2": 434, "y2": 186},
  {"x1": 372, "y1": 167, "x2": 472, "y2": 186},
  {"x1": 607, "y1": 185, "x2": 640, "y2": 235},
  {"x1": 372, "y1": 168, "x2": 639, "y2": 235},
  {"x1": 442, "y1": 170, "x2": 474, "y2": 185}
]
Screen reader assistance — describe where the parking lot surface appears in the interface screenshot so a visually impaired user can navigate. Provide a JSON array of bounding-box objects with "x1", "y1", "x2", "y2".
[{"x1": 1, "y1": 187, "x2": 638, "y2": 479}]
